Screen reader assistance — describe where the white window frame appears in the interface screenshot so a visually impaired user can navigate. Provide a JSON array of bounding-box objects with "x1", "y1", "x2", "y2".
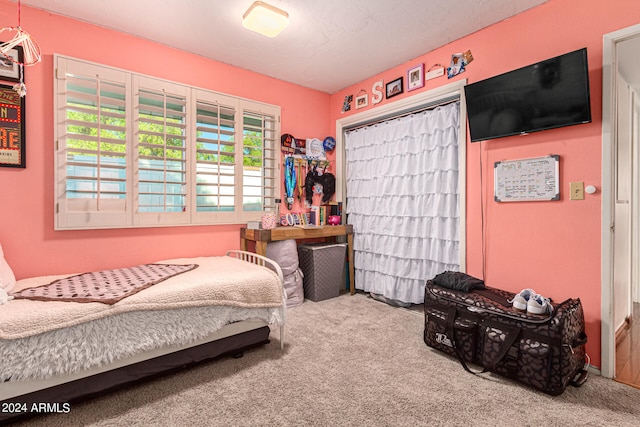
[{"x1": 54, "y1": 55, "x2": 280, "y2": 230}]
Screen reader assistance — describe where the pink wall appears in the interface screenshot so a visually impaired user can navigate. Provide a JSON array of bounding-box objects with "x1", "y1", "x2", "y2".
[
  {"x1": 0, "y1": 1, "x2": 330, "y2": 278},
  {"x1": 2, "y1": 0, "x2": 639, "y2": 368},
  {"x1": 330, "y1": 0, "x2": 640, "y2": 368}
]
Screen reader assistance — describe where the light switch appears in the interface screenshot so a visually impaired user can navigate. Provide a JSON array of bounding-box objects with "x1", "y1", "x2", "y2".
[{"x1": 570, "y1": 182, "x2": 584, "y2": 200}]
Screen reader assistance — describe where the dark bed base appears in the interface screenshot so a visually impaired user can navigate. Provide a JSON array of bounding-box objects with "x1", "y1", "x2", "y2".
[{"x1": 0, "y1": 325, "x2": 271, "y2": 425}]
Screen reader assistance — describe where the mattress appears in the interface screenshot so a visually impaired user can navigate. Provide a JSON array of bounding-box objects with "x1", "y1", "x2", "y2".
[
  {"x1": 1, "y1": 304, "x2": 281, "y2": 383},
  {"x1": 1, "y1": 256, "x2": 284, "y2": 340},
  {"x1": 0, "y1": 255, "x2": 285, "y2": 383},
  {"x1": 0, "y1": 320, "x2": 271, "y2": 412}
]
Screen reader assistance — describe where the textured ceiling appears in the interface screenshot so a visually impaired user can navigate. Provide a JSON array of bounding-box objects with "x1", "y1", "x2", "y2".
[{"x1": 22, "y1": 0, "x2": 551, "y2": 93}]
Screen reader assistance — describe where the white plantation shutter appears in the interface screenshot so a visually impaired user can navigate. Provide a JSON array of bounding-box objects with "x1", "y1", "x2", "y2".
[
  {"x1": 191, "y1": 90, "x2": 239, "y2": 224},
  {"x1": 54, "y1": 55, "x2": 280, "y2": 230},
  {"x1": 55, "y1": 57, "x2": 130, "y2": 230},
  {"x1": 133, "y1": 77, "x2": 189, "y2": 226},
  {"x1": 242, "y1": 103, "x2": 279, "y2": 215},
  {"x1": 191, "y1": 95, "x2": 279, "y2": 224}
]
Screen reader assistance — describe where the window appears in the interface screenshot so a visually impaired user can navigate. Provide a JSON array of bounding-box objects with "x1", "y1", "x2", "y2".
[
  {"x1": 55, "y1": 56, "x2": 280, "y2": 230},
  {"x1": 241, "y1": 106, "x2": 278, "y2": 212},
  {"x1": 195, "y1": 98, "x2": 236, "y2": 214}
]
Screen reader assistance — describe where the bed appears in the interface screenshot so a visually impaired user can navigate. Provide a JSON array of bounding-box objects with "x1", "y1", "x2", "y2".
[{"x1": 0, "y1": 250, "x2": 285, "y2": 424}]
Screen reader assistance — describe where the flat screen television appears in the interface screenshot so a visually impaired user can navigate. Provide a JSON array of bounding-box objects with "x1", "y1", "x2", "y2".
[{"x1": 464, "y1": 48, "x2": 592, "y2": 142}]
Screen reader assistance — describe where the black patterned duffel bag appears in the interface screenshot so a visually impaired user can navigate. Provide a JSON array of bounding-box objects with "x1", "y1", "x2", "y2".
[{"x1": 423, "y1": 276, "x2": 588, "y2": 395}]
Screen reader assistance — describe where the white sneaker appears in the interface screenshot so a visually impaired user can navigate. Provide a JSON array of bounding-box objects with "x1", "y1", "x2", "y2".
[
  {"x1": 508, "y1": 288, "x2": 535, "y2": 311},
  {"x1": 527, "y1": 293, "x2": 553, "y2": 315}
]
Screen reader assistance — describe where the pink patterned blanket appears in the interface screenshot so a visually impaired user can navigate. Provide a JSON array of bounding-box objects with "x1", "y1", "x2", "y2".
[{"x1": 12, "y1": 263, "x2": 198, "y2": 304}]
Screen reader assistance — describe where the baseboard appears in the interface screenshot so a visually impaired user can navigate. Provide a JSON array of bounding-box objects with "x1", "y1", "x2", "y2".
[
  {"x1": 587, "y1": 364, "x2": 602, "y2": 376},
  {"x1": 615, "y1": 317, "x2": 631, "y2": 345}
]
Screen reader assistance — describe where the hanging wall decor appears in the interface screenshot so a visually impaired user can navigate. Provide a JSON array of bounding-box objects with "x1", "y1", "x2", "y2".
[
  {"x1": 0, "y1": 83, "x2": 25, "y2": 168},
  {"x1": 385, "y1": 77, "x2": 403, "y2": 99},
  {"x1": 447, "y1": 53, "x2": 466, "y2": 78},
  {"x1": 447, "y1": 50, "x2": 474, "y2": 79},
  {"x1": 425, "y1": 64, "x2": 445, "y2": 80},
  {"x1": 341, "y1": 94, "x2": 353, "y2": 113},
  {"x1": 280, "y1": 133, "x2": 296, "y2": 154},
  {"x1": 494, "y1": 155, "x2": 560, "y2": 202},
  {"x1": 355, "y1": 90, "x2": 368, "y2": 109},
  {"x1": 371, "y1": 80, "x2": 384, "y2": 104},
  {"x1": 0, "y1": 0, "x2": 42, "y2": 97},
  {"x1": 407, "y1": 63, "x2": 424, "y2": 91},
  {"x1": 0, "y1": 44, "x2": 23, "y2": 83}
]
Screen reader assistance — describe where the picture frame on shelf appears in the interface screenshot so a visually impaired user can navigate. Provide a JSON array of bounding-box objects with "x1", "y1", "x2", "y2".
[
  {"x1": 355, "y1": 92, "x2": 368, "y2": 109},
  {"x1": 0, "y1": 44, "x2": 24, "y2": 83},
  {"x1": 407, "y1": 64, "x2": 424, "y2": 91},
  {"x1": 385, "y1": 77, "x2": 403, "y2": 99}
]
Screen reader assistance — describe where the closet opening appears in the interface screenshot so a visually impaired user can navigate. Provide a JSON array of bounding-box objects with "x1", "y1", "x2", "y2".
[{"x1": 335, "y1": 80, "x2": 468, "y2": 304}]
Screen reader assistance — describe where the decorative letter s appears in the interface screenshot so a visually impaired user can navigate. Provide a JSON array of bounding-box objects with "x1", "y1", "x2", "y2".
[{"x1": 371, "y1": 80, "x2": 383, "y2": 105}]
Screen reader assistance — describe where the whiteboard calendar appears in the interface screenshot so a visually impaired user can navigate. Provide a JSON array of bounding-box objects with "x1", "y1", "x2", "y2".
[{"x1": 494, "y1": 155, "x2": 560, "y2": 202}]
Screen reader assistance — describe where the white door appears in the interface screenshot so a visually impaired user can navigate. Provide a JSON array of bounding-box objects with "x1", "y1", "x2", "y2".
[
  {"x1": 602, "y1": 23, "x2": 640, "y2": 378},
  {"x1": 613, "y1": 76, "x2": 634, "y2": 332}
]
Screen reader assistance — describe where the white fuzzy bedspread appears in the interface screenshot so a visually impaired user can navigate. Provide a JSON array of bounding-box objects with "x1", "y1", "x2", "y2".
[
  {"x1": 0, "y1": 256, "x2": 284, "y2": 340},
  {"x1": 1, "y1": 305, "x2": 282, "y2": 382},
  {"x1": 0, "y1": 255, "x2": 285, "y2": 382}
]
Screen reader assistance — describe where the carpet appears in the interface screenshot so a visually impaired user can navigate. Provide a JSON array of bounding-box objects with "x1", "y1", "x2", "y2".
[{"x1": 12, "y1": 293, "x2": 640, "y2": 426}]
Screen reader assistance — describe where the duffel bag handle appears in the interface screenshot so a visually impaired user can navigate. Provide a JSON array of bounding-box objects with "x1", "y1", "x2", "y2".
[
  {"x1": 481, "y1": 321, "x2": 522, "y2": 369},
  {"x1": 446, "y1": 307, "x2": 521, "y2": 374},
  {"x1": 445, "y1": 307, "x2": 486, "y2": 374}
]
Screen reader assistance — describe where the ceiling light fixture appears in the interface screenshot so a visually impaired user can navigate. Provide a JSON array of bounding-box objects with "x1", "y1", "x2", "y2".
[{"x1": 242, "y1": 1, "x2": 289, "y2": 38}]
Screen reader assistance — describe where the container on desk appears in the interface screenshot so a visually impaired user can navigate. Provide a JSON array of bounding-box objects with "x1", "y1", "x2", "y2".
[{"x1": 298, "y1": 242, "x2": 346, "y2": 302}]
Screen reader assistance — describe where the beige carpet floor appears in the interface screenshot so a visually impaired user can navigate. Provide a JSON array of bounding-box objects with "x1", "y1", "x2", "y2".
[{"x1": 12, "y1": 293, "x2": 640, "y2": 426}]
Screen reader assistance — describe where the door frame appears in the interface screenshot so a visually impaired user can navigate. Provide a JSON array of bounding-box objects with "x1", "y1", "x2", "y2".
[
  {"x1": 633, "y1": 93, "x2": 640, "y2": 305},
  {"x1": 601, "y1": 23, "x2": 640, "y2": 379}
]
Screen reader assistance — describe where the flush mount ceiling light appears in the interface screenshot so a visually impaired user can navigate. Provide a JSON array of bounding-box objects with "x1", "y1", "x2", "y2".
[{"x1": 242, "y1": 1, "x2": 289, "y2": 38}]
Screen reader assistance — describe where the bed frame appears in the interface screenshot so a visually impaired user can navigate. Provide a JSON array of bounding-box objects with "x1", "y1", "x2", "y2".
[{"x1": 0, "y1": 250, "x2": 285, "y2": 425}]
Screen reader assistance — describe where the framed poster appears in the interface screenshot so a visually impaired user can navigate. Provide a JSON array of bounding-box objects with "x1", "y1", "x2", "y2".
[
  {"x1": 0, "y1": 84, "x2": 25, "y2": 168},
  {"x1": 494, "y1": 155, "x2": 559, "y2": 202},
  {"x1": 0, "y1": 44, "x2": 24, "y2": 83}
]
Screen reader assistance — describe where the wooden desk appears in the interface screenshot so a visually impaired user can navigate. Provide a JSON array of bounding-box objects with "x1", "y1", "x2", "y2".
[{"x1": 240, "y1": 225, "x2": 355, "y2": 295}]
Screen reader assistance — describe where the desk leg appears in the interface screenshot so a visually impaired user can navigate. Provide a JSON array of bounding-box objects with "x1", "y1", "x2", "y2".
[
  {"x1": 255, "y1": 241, "x2": 268, "y2": 257},
  {"x1": 348, "y1": 232, "x2": 355, "y2": 295}
]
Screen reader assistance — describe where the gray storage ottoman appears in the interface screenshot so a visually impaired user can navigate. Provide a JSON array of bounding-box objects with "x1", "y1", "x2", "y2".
[{"x1": 298, "y1": 242, "x2": 346, "y2": 302}]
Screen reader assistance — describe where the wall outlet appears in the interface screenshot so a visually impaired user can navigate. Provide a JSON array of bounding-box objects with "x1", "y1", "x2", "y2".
[{"x1": 570, "y1": 182, "x2": 584, "y2": 200}]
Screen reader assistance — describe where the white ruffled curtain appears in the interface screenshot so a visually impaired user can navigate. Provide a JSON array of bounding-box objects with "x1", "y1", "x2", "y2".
[{"x1": 345, "y1": 101, "x2": 460, "y2": 304}]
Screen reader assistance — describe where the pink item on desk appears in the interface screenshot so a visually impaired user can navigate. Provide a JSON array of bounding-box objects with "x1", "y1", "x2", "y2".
[
  {"x1": 261, "y1": 214, "x2": 277, "y2": 230},
  {"x1": 328, "y1": 215, "x2": 341, "y2": 226}
]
